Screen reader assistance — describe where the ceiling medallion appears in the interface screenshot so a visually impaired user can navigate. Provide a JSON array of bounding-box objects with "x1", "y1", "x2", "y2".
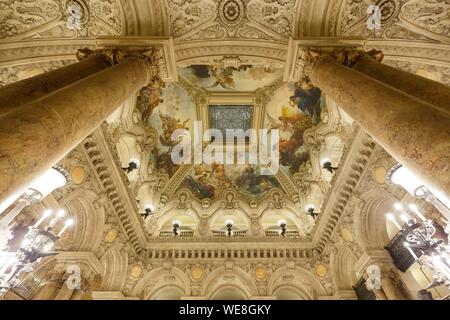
[
  {"x1": 70, "y1": 166, "x2": 86, "y2": 185},
  {"x1": 341, "y1": 228, "x2": 354, "y2": 242},
  {"x1": 255, "y1": 266, "x2": 267, "y2": 280},
  {"x1": 315, "y1": 264, "x2": 328, "y2": 278},
  {"x1": 105, "y1": 228, "x2": 118, "y2": 243},
  {"x1": 65, "y1": 0, "x2": 89, "y2": 25},
  {"x1": 191, "y1": 266, "x2": 205, "y2": 280},
  {"x1": 379, "y1": 0, "x2": 400, "y2": 26},
  {"x1": 130, "y1": 265, "x2": 143, "y2": 279},
  {"x1": 219, "y1": 0, "x2": 245, "y2": 26}
]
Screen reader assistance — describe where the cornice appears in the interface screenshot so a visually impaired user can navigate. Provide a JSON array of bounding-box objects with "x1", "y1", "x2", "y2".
[
  {"x1": 311, "y1": 128, "x2": 377, "y2": 252},
  {"x1": 82, "y1": 127, "x2": 147, "y2": 254},
  {"x1": 174, "y1": 40, "x2": 288, "y2": 67},
  {"x1": 143, "y1": 242, "x2": 315, "y2": 262}
]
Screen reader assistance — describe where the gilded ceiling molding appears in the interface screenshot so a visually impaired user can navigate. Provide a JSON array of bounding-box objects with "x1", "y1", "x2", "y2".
[
  {"x1": 253, "y1": 78, "x2": 284, "y2": 131},
  {"x1": 0, "y1": 40, "x2": 96, "y2": 68},
  {"x1": 294, "y1": 0, "x2": 335, "y2": 37},
  {"x1": 174, "y1": 40, "x2": 288, "y2": 68},
  {"x1": 118, "y1": 0, "x2": 170, "y2": 36},
  {"x1": 159, "y1": 164, "x2": 195, "y2": 206},
  {"x1": 364, "y1": 40, "x2": 450, "y2": 67},
  {"x1": 312, "y1": 129, "x2": 377, "y2": 252},
  {"x1": 273, "y1": 170, "x2": 300, "y2": 202}
]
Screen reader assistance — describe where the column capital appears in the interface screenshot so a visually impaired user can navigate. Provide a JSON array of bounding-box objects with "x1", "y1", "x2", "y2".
[
  {"x1": 76, "y1": 48, "x2": 162, "y2": 82},
  {"x1": 77, "y1": 47, "x2": 167, "y2": 125},
  {"x1": 295, "y1": 48, "x2": 384, "y2": 85}
]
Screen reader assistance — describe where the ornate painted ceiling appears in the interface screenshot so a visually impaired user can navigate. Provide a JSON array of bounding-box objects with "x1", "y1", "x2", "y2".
[
  {"x1": 1, "y1": 0, "x2": 449, "y2": 300},
  {"x1": 1, "y1": 0, "x2": 449, "y2": 248},
  {"x1": 166, "y1": 0, "x2": 297, "y2": 41}
]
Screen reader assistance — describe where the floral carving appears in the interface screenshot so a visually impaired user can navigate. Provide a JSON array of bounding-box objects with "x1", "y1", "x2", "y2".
[
  {"x1": 166, "y1": 0, "x2": 297, "y2": 41},
  {"x1": 0, "y1": 0, "x2": 123, "y2": 39}
]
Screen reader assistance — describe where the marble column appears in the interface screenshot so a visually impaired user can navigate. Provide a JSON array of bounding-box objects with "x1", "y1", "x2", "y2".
[
  {"x1": 0, "y1": 55, "x2": 110, "y2": 116},
  {"x1": 0, "y1": 49, "x2": 159, "y2": 206},
  {"x1": 54, "y1": 280, "x2": 74, "y2": 300},
  {"x1": 373, "y1": 287, "x2": 388, "y2": 300},
  {"x1": 380, "y1": 274, "x2": 404, "y2": 300},
  {"x1": 302, "y1": 50, "x2": 450, "y2": 198},
  {"x1": 353, "y1": 54, "x2": 450, "y2": 115},
  {"x1": 33, "y1": 281, "x2": 61, "y2": 300},
  {"x1": 70, "y1": 289, "x2": 85, "y2": 300}
]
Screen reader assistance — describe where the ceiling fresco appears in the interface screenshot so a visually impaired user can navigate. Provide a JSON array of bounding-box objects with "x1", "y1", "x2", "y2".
[
  {"x1": 144, "y1": 62, "x2": 328, "y2": 205},
  {"x1": 265, "y1": 82, "x2": 325, "y2": 177},
  {"x1": 147, "y1": 83, "x2": 197, "y2": 178},
  {"x1": 178, "y1": 65, "x2": 284, "y2": 91},
  {"x1": 179, "y1": 164, "x2": 282, "y2": 202}
]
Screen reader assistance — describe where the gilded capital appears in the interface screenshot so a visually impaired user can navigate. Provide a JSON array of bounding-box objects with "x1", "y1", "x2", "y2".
[
  {"x1": 77, "y1": 47, "x2": 165, "y2": 123},
  {"x1": 296, "y1": 48, "x2": 384, "y2": 85},
  {"x1": 76, "y1": 47, "x2": 164, "y2": 82}
]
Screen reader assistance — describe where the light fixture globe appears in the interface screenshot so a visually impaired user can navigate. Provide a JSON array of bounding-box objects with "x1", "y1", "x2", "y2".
[
  {"x1": 387, "y1": 163, "x2": 450, "y2": 220},
  {"x1": 0, "y1": 165, "x2": 69, "y2": 215},
  {"x1": 387, "y1": 163, "x2": 424, "y2": 196},
  {"x1": 27, "y1": 165, "x2": 70, "y2": 199},
  {"x1": 172, "y1": 220, "x2": 181, "y2": 227}
]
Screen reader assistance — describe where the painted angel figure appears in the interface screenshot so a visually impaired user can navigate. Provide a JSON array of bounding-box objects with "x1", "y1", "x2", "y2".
[{"x1": 289, "y1": 82, "x2": 322, "y2": 124}]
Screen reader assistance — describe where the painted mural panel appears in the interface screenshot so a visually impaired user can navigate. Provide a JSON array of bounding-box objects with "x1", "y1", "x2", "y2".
[
  {"x1": 148, "y1": 83, "x2": 197, "y2": 178},
  {"x1": 181, "y1": 164, "x2": 281, "y2": 201},
  {"x1": 265, "y1": 82, "x2": 325, "y2": 177},
  {"x1": 178, "y1": 65, "x2": 283, "y2": 91}
]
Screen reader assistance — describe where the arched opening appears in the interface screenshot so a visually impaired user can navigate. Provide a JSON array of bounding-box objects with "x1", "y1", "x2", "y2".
[
  {"x1": 210, "y1": 286, "x2": 248, "y2": 300},
  {"x1": 274, "y1": 286, "x2": 308, "y2": 300},
  {"x1": 115, "y1": 135, "x2": 141, "y2": 181},
  {"x1": 261, "y1": 213, "x2": 299, "y2": 238},
  {"x1": 150, "y1": 286, "x2": 185, "y2": 300},
  {"x1": 209, "y1": 212, "x2": 250, "y2": 238},
  {"x1": 160, "y1": 214, "x2": 197, "y2": 238}
]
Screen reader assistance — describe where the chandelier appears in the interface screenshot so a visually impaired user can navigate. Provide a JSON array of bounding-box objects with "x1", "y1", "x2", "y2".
[
  {"x1": 0, "y1": 209, "x2": 73, "y2": 293},
  {"x1": 386, "y1": 203, "x2": 450, "y2": 299},
  {"x1": 0, "y1": 165, "x2": 70, "y2": 250},
  {"x1": 387, "y1": 163, "x2": 450, "y2": 222}
]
